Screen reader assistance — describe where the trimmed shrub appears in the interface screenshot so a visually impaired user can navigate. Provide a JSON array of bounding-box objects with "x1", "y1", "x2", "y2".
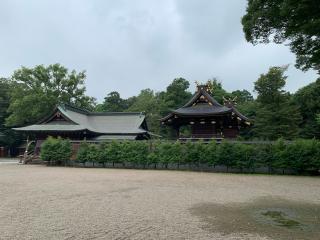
[
  {"x1": 283, "y1": 139, "x2": 320, "y2": 173},
  {"x1": 184, "y1": 141, "x2": 204, "y2": 166},
  {"x1": 217, "y1": 141, "x2": 237, "y2": 171},
  {"x1": 233, "y1": 143, "x2": 255, "y2": 172},
  {"x1": 106, "y1": 141, "x2": 122, "y2": 165},
  {"x1": 50, "y1": 137, "x2": 320, "y2": 175},
  {"x1": 200, "y1": 140, "x2": 218, "y2": 166},
  {"x1": 147, "y1": 140, "x2": 161, "y2": 168},
  {"x1": 158, "y1": 141, "x2": 175, "y2": 168},
  {"x1": 40, "y1": 136, "x2": 72, "y2": 165}
]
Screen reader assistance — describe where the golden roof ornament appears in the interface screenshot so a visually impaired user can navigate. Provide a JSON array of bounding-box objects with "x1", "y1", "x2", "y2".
[
  {"x1": 223, "y1": 96, "x2": 238, "y2": 106},
  {"x1": 206, "y1": 80, "x2": 214, "y2": 94},
  {"x1": 195, "y1": 80, "x2": 214, "y2": 94}
]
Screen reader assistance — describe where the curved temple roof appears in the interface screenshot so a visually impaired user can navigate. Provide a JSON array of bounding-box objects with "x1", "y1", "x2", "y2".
[
  {"x1": 161, "y1": 86, "x2": 250, "y2": 123},
  {"x1": 13, "y1": 104, "x2": 148, "y2": 135}
]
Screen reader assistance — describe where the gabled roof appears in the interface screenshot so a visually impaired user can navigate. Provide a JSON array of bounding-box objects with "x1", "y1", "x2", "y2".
[
  {"x1": 13, "y1": 104, "x2": 148, "y2": 135},
  {"x1": 160, "y1": 86, "x2": 250, "y2": 123},
  {"x1": 182, "y1": 87, "x2": 223, "y2": 108}
]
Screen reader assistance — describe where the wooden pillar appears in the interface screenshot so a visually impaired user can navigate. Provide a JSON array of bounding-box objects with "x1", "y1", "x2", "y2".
[
  {"x1": 175, "y1": 126, "x2": 180, "y2": 139},
  {"x1": 83, "y1": 131, "x2": 87, "y2": 141}
]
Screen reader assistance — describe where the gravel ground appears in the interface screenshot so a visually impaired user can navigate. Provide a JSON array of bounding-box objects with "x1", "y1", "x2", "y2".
[{"x1": 0, "y1": 164, "x2": 319, "y2": 240}]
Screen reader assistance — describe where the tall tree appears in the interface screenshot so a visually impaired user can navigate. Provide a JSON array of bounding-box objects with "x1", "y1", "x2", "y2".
[
  {"x1": 163, "y1": 78, "x2": 192, "y2": 112},
  {"x1": 253, "y1": 66, "x2": 301, "y2": 139},
  {"x1": 293, "y1": 78, "x2": 320, "y2": 138},
  {"x1": 0, "y1": 78, "x2": 20, "y2": 148},
  {"x1": 242, "y1": 0, "x2": 320, "y2": 72},
  {"x1": 6, "y1": 64, "x2": 96, "y2": 126},
  {"x1": 126, "y1": 89, "x2": 163, "y2": 135},
  {"x1": 231, "y1": 89, "x2": 254, "y2": 104},
  {"x1": 97, "y1": 91, "x2": 127, "y2": 112}
]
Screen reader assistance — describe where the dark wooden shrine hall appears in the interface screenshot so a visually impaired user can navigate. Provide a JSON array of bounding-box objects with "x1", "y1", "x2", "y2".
[{"x1": 160, "y1": 83, "x2": 252, "y2": 140}]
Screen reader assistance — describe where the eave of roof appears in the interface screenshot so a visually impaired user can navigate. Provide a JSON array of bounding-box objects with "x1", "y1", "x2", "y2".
[
  {"x1": 13, "y1": 104, "x2": 148, "y2": 134},
  {"x1": 12, "y1": 124, "x2": 86, "y2": 132},
  {"x1": 172, "y1": 104, "x2": 232, "y2": 116}
]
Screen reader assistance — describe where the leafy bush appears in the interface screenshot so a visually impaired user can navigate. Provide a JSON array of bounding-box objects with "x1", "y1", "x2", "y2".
[
  {"x1": 158, "y1": 141, "x2": 176, "y2": 167},
  {"x1": 217, "y1": 141, "x2": 237, "y2": 171},
  {"x1": 200, "y1": 140, "x2": 218, "y2": 166},
  {"x1": 76, "y1": 142, "x2": 89, "y2": 165},
  {"x1": 40, "y1": 136, "x2": 72, "y2": 165},
  {"x1": 60, "y1": 137, "x2": 320, "y2": 175},
  {"x1": 282, "y1": 139, "x2": 320, "y2": 172},
  {"x1": 233, "y1": 143, "x2": 255, "y2": 172}
]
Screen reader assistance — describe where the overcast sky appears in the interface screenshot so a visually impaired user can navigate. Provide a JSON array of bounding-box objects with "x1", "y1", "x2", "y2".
[{"x1": 0, "y1": 0, "x2": 318, "y2": 101}]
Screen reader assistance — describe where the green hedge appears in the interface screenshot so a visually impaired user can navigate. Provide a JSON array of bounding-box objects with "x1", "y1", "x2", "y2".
[
  {"x1": 75, "y1": 139, "x2": 320, "y2": 174},
  {"x1": 40, "y1": 137, "x2": 72, "y2": 165}
]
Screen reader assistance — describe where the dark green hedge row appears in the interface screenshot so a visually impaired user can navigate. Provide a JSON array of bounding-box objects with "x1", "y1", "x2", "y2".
[
  {"x1": 39, "y1": 137, "x2": 320, "y2": 173},
  {"x1": 40, "y1": 136, "x2": 72, "y2": 165},
  {"x1": 74, "y1": 139, "x2": 320, "y2": 173}
]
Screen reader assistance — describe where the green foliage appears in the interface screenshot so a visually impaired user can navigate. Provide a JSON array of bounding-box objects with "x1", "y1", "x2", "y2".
[
  {"x1": 6, "y1": 64, "x2": 96, "y2": 127},
  {"x1": 293, "y1": 78, "x2": 320, "y2": 139},
  {"x1": 253, "y1": 66, "x2": 302, "y2": 139},
  {"x1": 106, "y1": 141, "x2": 122, "y2": 164},
  {"x1": 158, "y1": 141, "x2": 180, "y2": 166},
  {"x1": 280, "y1": 139, "x2": 320, "y2": 172},
  {"x1": 126, "y1": 89, "x2": 163, "y2": 135},
  {"x1": 199, "y1": 140, "x2": 218, "y2": 166},
  {"x1": 184, "y1": 141, "x2": 204, "y2": 166},
  {"x1": 207, "y1": 78, "x2": 232, "y2": 104},
  {"x1": 40, "y1": 137, "x2": 72, "y2": 165},
  {"x1": 76, "y1": 142, "x2": 90, "y2": 164},
  {"x1": 254, "y1": 144, "x2": 275, "y2": 171},
  {"x1": 242, "y1": 0, "x2": 320, "y2": 72},
  {"x1": 254, "y1": 66, "x2": 288, "y2": 105},
  {"x1": 231, "y1": 89, "x2": 254, "y2": 104},
  {"x1": 233, "y1": 143, "x2": 255, "y2": 171},
  {"x1": 0, "y1": 78, "x2": 22, "y2": 147},
  {"x1": 272, "y1": 139, "x2": 288, "y2": 170},
  {"x1": 217, "y1": 141, "x2": 236, "y2": 170},
  {"x1": 97, "y1": 91, "x2": 128, "y2": 112},
  {"x1": 120, "y1": 141, "x2": 149, "y2": 166},
  {"x1": 71, "y1": 139, "x2": 320, "y2": 174},
  {"x1": 164, "y1": 78, "x2": 192, "y2": 111}
]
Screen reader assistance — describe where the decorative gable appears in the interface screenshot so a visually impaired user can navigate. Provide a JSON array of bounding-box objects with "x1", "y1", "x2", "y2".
[{"x1": 40, "y1": 108, "x2": 74, "y2": 125}]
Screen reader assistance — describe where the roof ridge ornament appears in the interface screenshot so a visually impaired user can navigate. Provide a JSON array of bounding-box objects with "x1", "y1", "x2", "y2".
[
  {"x1": 223, "y1": 96, "x2": 238, "y2": 107},
  {"x1": 194, "y1": 80, "x2": 214, "y2": 94}
]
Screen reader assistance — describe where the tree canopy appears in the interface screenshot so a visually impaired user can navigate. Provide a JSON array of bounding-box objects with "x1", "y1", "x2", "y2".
[
  {"x1": 0, "y1": 78, "x2": 20, "y2": 147},
  {"x1": 96, "y1": 91, "x2": 127, "y2": 112},
  {"x1": 242, "y1": 0, "x2": 320, "y2": 72},
  {"x1": 163, "y1": 78, "x2": 192, "y2": 112},
  {"x1": 293, "y1": 78, "x2": 320, "y2": 138},
  {"x1": 253, "y1": 66, "x2": 301, "y2": 139},
  {"x1": 5, "y1": 64, "x2": 95, "y2": 127}
]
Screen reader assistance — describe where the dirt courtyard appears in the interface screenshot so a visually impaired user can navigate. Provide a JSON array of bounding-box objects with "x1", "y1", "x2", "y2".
[{"x1": 0, "y1": 163, "x2": 320, "y2": 240}]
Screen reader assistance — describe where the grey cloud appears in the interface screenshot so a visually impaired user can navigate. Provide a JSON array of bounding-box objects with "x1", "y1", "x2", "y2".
[{"x1": 0, "y1": 0, "x2": 317, "y2": 102}]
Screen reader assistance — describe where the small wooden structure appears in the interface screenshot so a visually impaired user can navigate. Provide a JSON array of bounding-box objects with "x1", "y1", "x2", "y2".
[{"x1": 160, "y1": 84, "x2": 251, "y2": 140}]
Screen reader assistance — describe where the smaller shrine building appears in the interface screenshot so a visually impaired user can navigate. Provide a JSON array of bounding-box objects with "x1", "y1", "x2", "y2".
[{"x1": 160, "y1": 84, "x2": 251, "y2": 140}]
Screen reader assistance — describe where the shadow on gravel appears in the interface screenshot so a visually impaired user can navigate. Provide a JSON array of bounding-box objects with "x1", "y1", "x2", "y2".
[{"x1": 190, "y1": 197, "x2": 320, "y2": 240}]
